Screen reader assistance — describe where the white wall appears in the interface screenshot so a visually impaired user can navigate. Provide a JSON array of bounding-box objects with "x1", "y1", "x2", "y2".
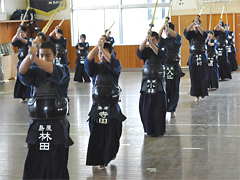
[
  {"x1": 172, "y1": 0, "x2": 240, "y2": 16},
  {"x1": 1, "y1": 0, "x2": 239, "y2": 21},
  {"x1": 0, "y1": 0, "x2": 27, "y2": 21}
]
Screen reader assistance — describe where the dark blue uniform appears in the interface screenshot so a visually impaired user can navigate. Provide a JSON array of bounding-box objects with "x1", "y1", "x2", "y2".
[
  {"x1": 184, "y1": 29, "x2": 208, "y2": 98},
  {"x1": 19, "y1": 63, "x2": 73, "y2": 179},
  {"x1": 214, "y1": 30, "x2": 232, "y2": 80},
  {"x1": 226, "y1": 31, "x2": 238, "y2": 71},
  {"x1": 12, "y1": 38, "x2": 31, "y2": 99},
  {"x1": 206, "y1": 39, "x2": 219, "y2": 89},
  {"x1": 84, "y1": 56, "x2": 126, "y2": 167},
  {"x1": 158, "y1": 33, "x2": 184, "y2": 113},
  {"x1": 49, "y1": 36, "x2": 69, "y2": 65},
  {"x1": 73, "y1": 42, "x2": 90, "y2": 82},
  {"x1": 137, "y1": 46, "x2": 167, "y2": 136}
]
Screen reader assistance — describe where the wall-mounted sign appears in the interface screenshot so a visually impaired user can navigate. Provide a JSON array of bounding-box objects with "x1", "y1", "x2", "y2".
[{"x1": 27, "y1": 0, "x2": 66, "y2": 16}]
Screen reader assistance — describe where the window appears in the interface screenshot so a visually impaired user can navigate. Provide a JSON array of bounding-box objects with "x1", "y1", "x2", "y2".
[
  {"x1": 72, "y1": 0, "x2": 119, "y2": 8},
  {"x1": 122, "y1": 0, "x2": 169, "y2": 5},
  {"x1": 122, "y1": 7, "x2": 168, "y2": 44},
  {"x1": 71, "y1": 9, "x2": 119, "y2": 46},
  {"x1": 0, "y1": 0, "x2": 4, "y2": 14},
  {"x1": 71, "y1": 0, "x2": 169, "y2": 45}
]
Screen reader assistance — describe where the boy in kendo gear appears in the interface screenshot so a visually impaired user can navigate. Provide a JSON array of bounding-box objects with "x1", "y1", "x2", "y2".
[
  {"x1": 19, "y1": 38, "x2": 73, "y2": 179},
  {"x1": 184, "y1": 17, "x2": 208, "y2": 102},
  {"x1": 213, "y1": 21, "x2": 232, "y2": 80},
  {"x1": 12, "y1": 25, "x2": 31, "y2": 103},
  {"x1": 137, "y1": 29, "x2": 168, "y2": 137},
  {"x1": 49, "y1": 26, "x2": 69, "y2": 65},
  {"x1": 74, "y1": 34, "x2": 90, "y2": 82},
  {"x1": 84, "y1": 37, "x2": 126, "y2": 170},
  {"x1": 158, "y1": 20, "x2": 184, "y2": 119}
]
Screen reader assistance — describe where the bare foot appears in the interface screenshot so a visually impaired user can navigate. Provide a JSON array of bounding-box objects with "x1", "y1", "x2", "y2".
[
  {"x1": 98, "y1": 165, "x2": 106, "y2": 170},
  {"x1": 20, "y1": 99, "x2": 27, "y2": 103},
  {"x1": 195, "y1": 97, "x2": 200, "y2": 102},
  {"x1": 171, "y1": 112, "x2": 175, "y2": 118}
]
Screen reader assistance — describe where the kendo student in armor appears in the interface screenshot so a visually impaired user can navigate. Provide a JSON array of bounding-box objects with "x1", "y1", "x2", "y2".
[
  {"x1": 158, "y1": 20, "x2": 184, "y2": 119},
  {"x1": 205, "y1": 31, "x2": 219, "y2": 90},
  {"x1": 225, "y1": 23, "x2": 238, "y2": 71},
  {"x1": 11, "y1": 25, "x2": 31, "y2": 103},
  {"x1": 105, "y1": 30, "x2": 115, "y2": 46},
  {"x1": 18, "y1": 38, "x2": 73, "y2": 179},
  {"x1": 104, "y1": 31, "x2": 117, "y2": 57},
  {"x1": 49, "y1": 26, "x2": 69, "y2": 65},
  {"x1": 184, "y1": 16, "x2": 208, "y2": 102},
  {"x1": 84, "y1": 37, "x2": 126, "y2": 170},
  {"x1": 137, "y1": 29, "x2": 167, "y2": 137},
  {"x1": 73, "y1": 34, "x2": 91, "y2": 82},
  {"x1": 213, "y1": 20, "x2": 232, "y2": 80}
]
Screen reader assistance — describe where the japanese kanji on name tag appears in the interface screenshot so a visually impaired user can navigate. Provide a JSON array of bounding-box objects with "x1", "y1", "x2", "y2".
[{"x1": 38, "y1": 124, "x2": 53, "y2": 151}]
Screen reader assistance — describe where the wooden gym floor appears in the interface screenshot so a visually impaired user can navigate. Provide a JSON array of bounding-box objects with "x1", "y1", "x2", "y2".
[{"x1": 0, "y1": 68, "x2": 240, "y2": 180}]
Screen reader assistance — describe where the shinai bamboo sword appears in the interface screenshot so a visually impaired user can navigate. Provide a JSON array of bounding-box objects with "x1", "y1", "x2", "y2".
[
  {"x1": 20, "y1": 5, "x2": 30, "y2": 26},
  {"x1": 149, "y1": 0, "x2": 159, "y2": 31},
  {"x1": 36, "y1": 0, "x2": 65, "y2": 41},
  {"x1": 105, "y1": 21, "x2": 116, "y2": 36}
]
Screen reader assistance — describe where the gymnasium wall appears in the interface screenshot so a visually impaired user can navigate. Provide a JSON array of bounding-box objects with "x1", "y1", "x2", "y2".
[{"x1": 1, "y1": 0, "x2": 240, "y2": 69}]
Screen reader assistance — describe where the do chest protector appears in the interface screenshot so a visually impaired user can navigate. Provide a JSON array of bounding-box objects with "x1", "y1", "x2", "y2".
[
  {"x1": 92, "y1": 74, "x2": 121, "y2": 103},
  {"x1": 207, "y1": 42, "x2": 215, "y2": 52},
  {"x1": 56, "y1": 43, "x2": 67, "y2": 56},
  {"x1": 216, "y1": 33, "x2": 226, "y2": 47},
  {"x1": 190, "y1": 37, "x2": 206, "y2": 54},
  {"x1": 165, "y1": 48, "x2": 180, "y2": 65},
  {"x1": 142, "y1": 58, "x2": 165, "y2": 79},
  {"x1": 28, "y1": 81, "x2": 68, "y2": 120},
  {"x1": 141, "y1": 57, "x2": 166, "y2": 93}
]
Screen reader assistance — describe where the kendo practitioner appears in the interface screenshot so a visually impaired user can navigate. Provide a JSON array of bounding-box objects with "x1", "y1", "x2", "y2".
[
  {"x1": 73, "y1": 34, "x2": 91, "y2": 82},
  {"x1": 84, "y1": 37, "x2": 126, "y2": 170},
  {"x1": 18, "y1": 38, "x2": 73, "y2": 179},
  {"x1": 205, "y1": 31, "x2": 219, "y2": 90},
  {"x1": 213, "y1": 21, "x2": 232, "y2": 80},
  {"x1": 158, "y1": 20, "x2": 184, "y2": 119},
  {"x1": 137, "y1": 29, "x2": 167, "y2": 137},
  {"x1": 225, "y1": 23, "x2": 238, "y2": 71},
  {"x1": 49, "y1": 26, "x2": 69, "y2": 65},
  {"x1": 11, "y1": 25, "x2": 31, "y2": 103},
  {"x1": 105, "y1": 30, "x2": 115, "y2": 46},
  {"x1": 105, "y1": 30, "x2": 117, "y2": 57},
  {"x1": 184, "y1": 17, "x2": 208, "y2": 102}
]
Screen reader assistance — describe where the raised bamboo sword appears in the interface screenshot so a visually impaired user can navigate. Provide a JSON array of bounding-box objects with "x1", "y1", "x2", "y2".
[
  {"x1": 220, "y1": 4, "x2": 225, "y2": 21},
  {"x1": 166, "y1": 0, "x2": 172, "y2": 22},
  {"x1": 56, "y1": 18, "x2": 65, "y2": 29},
  {"x1": 105, "y1": 21, "x2": 116, "y2": 36},
  {"x1": 149, "y1": 0, "x2": 159, "y2": 30},
  {"x1": 20, "y1": 5, "x2": 30, "y2": 26},
  {"x1": 37, "y1": 0, "x2": 65, "y2": 40}
]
